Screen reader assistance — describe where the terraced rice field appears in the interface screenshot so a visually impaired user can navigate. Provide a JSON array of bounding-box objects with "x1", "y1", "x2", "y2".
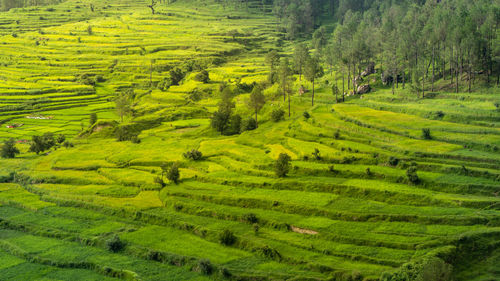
[{"x1": 0, "y1": 0, "x2": 499, "y2": 280}]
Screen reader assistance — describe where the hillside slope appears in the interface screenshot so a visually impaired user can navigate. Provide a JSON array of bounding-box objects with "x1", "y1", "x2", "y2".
[{"x1": 0, "y1": 1, "x2": 499, "y2": 280}]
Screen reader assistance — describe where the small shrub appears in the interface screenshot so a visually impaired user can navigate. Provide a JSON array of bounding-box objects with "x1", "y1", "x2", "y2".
[
  {"x1": 334, "y1": 129, "x2": 340, "y2": 139},
  {"x1": 312, "y1": 148, "x2": 321, "y2": 160},
  {"x1": 106, "y1": 235, "x2": 125, "y2": 252},
  {"x1": 303, "y1": 111, "x2": 311, "y2": 119},
  {"x1": 194, "y1": 70, "x2": 210, "y2": 83},
  {"x1": 87, "y1": 25, "x2": 93, "y2": 35},
  {"x1": 115, "y1": 126, "x2": 136, "y2": 142},
  {"x1": 197, "y1": 259, "x2": 213, "y2": 275},
  {"x1": 63, "y1": 141, "x2": 74, "y2": 148},
  {"x1": 167, "y1": 163, "x2": 180, "y2": 184},
  {"x1": 365, "y1": 168, "x2": 372, "y2": 176},
  {"x1": 130, "y1": 136, "x2": 141, "y2": 144},
  {"x1": 219, "y1": 229, "x2": 236, "y2": 246},
  {"x1": 253, "y1": 223, "x2": 260, "y2": 235},
  {"x1": 183, "y1": 149, "x2": 203, "y2": 161},
  {"x1": 257, "y1": 245, "x2": 281, "y2": 260},
  {"x1": 242, "y1": 213, "x2": 258, "y2": 224},
  {"x1": 154, "y1": 176, "x2": 165, "y2": 187},
  {"x1": 494, "y1": 102, "x2": 499, "y2": 111},
  {"x1": 1, "y1": 138, "x2": 19, "y2": 159},
  {"x1": 219, "y1": 267, "x2": 232, "y2": 278},
  {"x1": 271, "y1": 108, "x2": 285, "y2": 122},
  {"x1": 241, "y1": 117, "x2": 257, "y2": 131},
  {"x1": 422, "y1": 128, "x2": 432, "y2": 140},
  {"x1": 406, "y1": 165, "x2": 420, "y2": 184},
  {"x1": 388, "y1": 156, "x2": 399, "y2": 166},
  {"x1": 435, "y1": 111, "x2": 445, "y2": 119},
  {"x1": 56, "y1": 134, "x2": 66, "y2": 144},
  {"x1": 275, "y1": 153, "x2": 291, "y2": 177},
  {"x1": 89, "y1": 113, "x2": 98, "y2": 126}
]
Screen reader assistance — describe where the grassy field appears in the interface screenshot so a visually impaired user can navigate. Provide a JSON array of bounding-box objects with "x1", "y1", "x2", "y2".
[{"x1": 0, "y1": 0, "x2": 499, "y2": 280}]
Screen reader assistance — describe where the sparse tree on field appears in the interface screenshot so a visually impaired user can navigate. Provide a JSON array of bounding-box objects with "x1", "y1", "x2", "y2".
[
  {"x1": 166, "y1": 162, "x2": 180, "y2": 184},
  {"x1": 278, "y1": 57, "x2": 293, "y2": 117},
  {"x1": 148, "y1": 0, "x2": 157, "y2": 14},
  {"x1": 293, "y1": 43, "x2": 309, "y2": 81},
  {"x1": 29, "y1": 132, "x2": 55, "y2": 155},
  {"x1": 304, "y1": 55, "x2": 324, "y2": 106},
  {"x1": 247, "y1": 85, "x2": 266, "y2": 128},
  {"x1": 1, "y1": 138, "x2": 19, "y2": 159},
  {"x1": 266, "y1": 50, "x2": 280, "y2": 83},
  {"x1": 115, "y1": 94, "x2": 132, "y2": 123},
  {"x1": 275, "y1": 153, "x2": 291, "y2": 178},
  {"x1": 89, "y1": 113, "x2": 97, "y2": 127}
]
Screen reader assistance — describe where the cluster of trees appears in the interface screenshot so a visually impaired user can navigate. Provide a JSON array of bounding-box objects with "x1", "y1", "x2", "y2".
[
  {"x1": 288, "y1": 0, "x2": 500, "y2": 95},
  {"x1": 29, "y1": 132, "x2": 66, "y2": 154},
  {"x1": 0, "y1": 0, "x2": 61, "y2": 11},
  {"x1": 210, "y1": 85, "x2": 263, "y2": 135}
]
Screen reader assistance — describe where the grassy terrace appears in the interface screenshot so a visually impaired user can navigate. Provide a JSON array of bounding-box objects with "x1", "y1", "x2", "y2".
[{"x1": 0, "y1": 0, "x2": 499, "y2": 280}]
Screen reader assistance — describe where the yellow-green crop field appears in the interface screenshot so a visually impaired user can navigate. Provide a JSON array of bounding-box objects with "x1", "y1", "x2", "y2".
[{"x1": 0, "y1": 0, "x2": 499, "y2": 281}]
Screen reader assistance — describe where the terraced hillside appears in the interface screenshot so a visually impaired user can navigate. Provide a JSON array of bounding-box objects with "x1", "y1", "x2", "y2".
[{"x1": 0, "y1": 0, "x2": 499, "y2": 281}]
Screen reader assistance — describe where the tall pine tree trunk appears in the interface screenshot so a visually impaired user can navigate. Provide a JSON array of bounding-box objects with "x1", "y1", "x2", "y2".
[
  {"x1": 312, "y1": 79, "x2": 315, "y2": 106},
  {"x1": 342, "y1": 70, "x2": 345, "y2": 102},
  {"x1": 431, "y1": 47, "x2": 435, "y2": 92},
  {"x1": 456, "y1": 49, "x2": 459, "y2": 93}
]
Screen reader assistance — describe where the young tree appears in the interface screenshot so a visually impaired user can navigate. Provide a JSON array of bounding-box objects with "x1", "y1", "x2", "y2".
[
  {"x1": 89, "y1": 113, "x2": 97, "y2": 127},
  {"x1": 247, "y1": 85, "x2": 266, "y2": 128},
  {"x1": 304, "y1": 55, "x2": 323, "y2": 106},
  {"x1": 275, "y1": 153, "x2": 291, "y2": 178},
  {"x1": 148, "y1": 0, "x2": 157, "y2": 14},
  {"x1": 293, "y1": 43, "x2": 309, "y2": 81},
  {"x1": 167, "y1": 163, "x2": 180, "y2": 184},
  {"x1": 29, "y1": 132, "x2": 55, "y2": 155},
  {"x1": 278, "y1": 57, "x2": 293, "y2": 117},
  {"x1": 115, "y1": 94, "x2": 132, "y2": 123},
  {"x1": 1, "y1": 138, "x2": 19, "y2": 159},
  {"x1": 312, "y1": 26, "x2": 328, "y2": 51},
  {"x1": 211, "y1": 87, "x2": 235, "y2": 135},
  {"x1": 266, "y1": 50, "x2": 280, "y2": 83}
]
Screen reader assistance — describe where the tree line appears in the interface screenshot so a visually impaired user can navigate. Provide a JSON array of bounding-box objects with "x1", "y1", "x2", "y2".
[
  {"x1": 0, "y1": 0, "x2": 62, "y2": 11},
  {"x1": 323, "y1": 0, "x2": 500, "y2": 96}
]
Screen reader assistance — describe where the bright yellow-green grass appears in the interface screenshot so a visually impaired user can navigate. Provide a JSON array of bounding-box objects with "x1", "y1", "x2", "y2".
[{"x1": 0, "y1": 0, "x2": 498, "y2": 281}]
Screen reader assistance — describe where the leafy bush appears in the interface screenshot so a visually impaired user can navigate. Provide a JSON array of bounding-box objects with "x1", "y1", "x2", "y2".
[
  {"x1": 197, "y1": 259, "x2": 213, "y2": 275},
  {"x1": 106, "y1": 235, "x2": 125, "y2": 252},
  {"x1": 303, "y1": 111, "x2": 311, "y2": 119},
  {"x1": 183, "y1": 149, "x2": 203, "y2": 161},
  {"x1": 275, "y1": 153, "x2": 291, "y2": 177},
  {"x1": 257, "y1": 245, "x2": 281, "y2": 260},
  {"x1": 422, "y1": 128, "x2": 432, "y2": 140},
  {"x1": 241, "y1": 117, "x2": 257, "y2": 132},
  {"x1": 219, "y1": 229, "x2": 236, "y2": 246},
  {"x1": 29, "y1": 133, "x2": 56, "y2": 154},
  {"x1": 225, "y1": 114, "x2": 242, "y2": 136},
  {"x1": 406, "y1": 165, "x2": 420, "y2": 184},
  {"x1": 388, "y1": 156, "x2": 399, "y2": 166},
  {"x1": 194, "y1": 70, "x2": 210, "y2": 83},
  {"x1": 312, "y1": 148, "x2": 321, "y2": 160},
  {"x1": 63, "y1": 141, "x2": 74, "y2": 148},
  {"x1": 89, "y1": 113, "x2": 98, "y2": 126},
  {"x1": 169, "y1": 68, "x2": 184, "y2": 86},
  {"x1": 334, "y1": 129, "x2": 341, "y2": 139},
  {"x1": 56, "y1": 134, "x2": 66, "y2": 144},
  {"x1": 271, "y1": 108, "x2": 285, "y2": 122},
  {"x1": 115, "y1": 126, "x2": 137, "y2": 142},
  {"x1": 1, "y1": 138, "x2": 19, "y2": 159},
  {"x1": 242, "y1": 213, "x2": 258, "y2": 224},
  {"x1": 167, "y1": 163, "x2": 180, "y2": 184},
  {"x1": 154, "y1": 176, "x2": 165, "y2": 187}
]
